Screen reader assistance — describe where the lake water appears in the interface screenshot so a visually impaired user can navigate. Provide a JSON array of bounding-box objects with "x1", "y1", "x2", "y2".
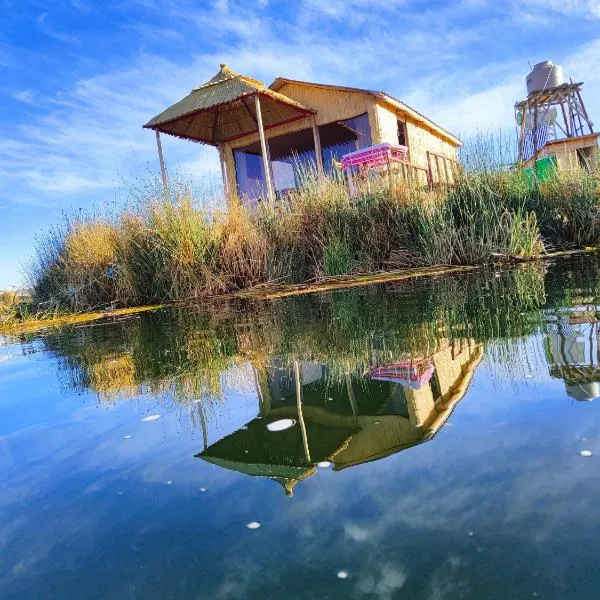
[{"x1": 2, "y1": 256, "x2": 600, "y2": 599}]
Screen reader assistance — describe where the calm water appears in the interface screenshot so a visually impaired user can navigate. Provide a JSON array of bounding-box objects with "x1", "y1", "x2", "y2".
[{"x1": 3, "y1": 257, "x2": 600, "y2": 599}]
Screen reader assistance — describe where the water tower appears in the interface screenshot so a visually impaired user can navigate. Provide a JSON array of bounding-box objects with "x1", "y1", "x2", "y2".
[{"x1": 515, "y1": 60, "x2": 595, "y2": 166}]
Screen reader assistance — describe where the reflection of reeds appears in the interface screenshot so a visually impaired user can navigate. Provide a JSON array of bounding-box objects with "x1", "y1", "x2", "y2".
[{"x1": 34, "y1": 262, "x2": 563, "y2": 412}]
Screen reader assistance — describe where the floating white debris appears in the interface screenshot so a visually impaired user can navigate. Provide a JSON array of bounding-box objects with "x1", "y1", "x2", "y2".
[
  {"x1": 468, "y1": 531, "x2": 474, "y2": 537},
  {"x1": 246, "y1": 521, "x2": 261, "y2": 530},
  {"x1": 123, "y1": 434, "x2": 132, "y2": 439},
  {"x1": 266, "y1": 419, "x2": 295, "y2": 432},
  {"x1": 580, "y1": 450, "x2": 593, "y2": 457},
  {"x1": 373, "y1": 420, "x2": 381, "y2": 425},
  {"x1": 337, "y1": 570, "x2": 349, "y2": 579},
  {"x1": 244, "y1": 450, "x2": 249, "y2": 454},
  {"x1": 167, "y1": 481, "x2": 173, "y2": 485},
  {"x1": 318, "y1": 461, "x2": 332, "y2": 468},
  {"x1": 141, "y1": 414, "x2": 161, "y2": 422},
  {"x1": 199, "y1": 488, "x2": 207, "y2": 493}
]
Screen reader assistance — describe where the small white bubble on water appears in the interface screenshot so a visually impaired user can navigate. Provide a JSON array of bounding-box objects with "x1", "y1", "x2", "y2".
[
  {"x1": 580, "y1": 450, "x2": 593, "y2": 457},
  {"x1": 142, "y1": 414, "x2": 161, "y2": 422},
  {"x1": 337, "y1": 570, "x2": 349, "y2": 579},
  {"x1": 318, "y1": 461, "x2": 332, "y2": 468},
  {"x1": 199, "y1": 488, "x2": 207, "y2": 493},
  {"x1": 123, "y1": 435, "x2": 132, "y2": 439},
  {"x1": 246, "y1": 521, "x2": 261, "y2": 530},
  {"x1": 167, "y1": 481, "x2": 173, "y2": 485}
]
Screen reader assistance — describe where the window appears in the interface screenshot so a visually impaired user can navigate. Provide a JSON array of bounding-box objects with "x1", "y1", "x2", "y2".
[
  {"x1": 397, "y1": 120, "x2": 407, "y2": 147},
  {"x1": 233, "y1": 148, "x2": 266, "y2": 204},
  {"x1": 322, "y1": 113, "x2": 372, "y2": 171}
]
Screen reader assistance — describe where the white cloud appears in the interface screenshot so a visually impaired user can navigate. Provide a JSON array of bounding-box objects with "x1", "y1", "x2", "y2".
[
  {"x1": 12, "y1": 89, "x2": 36, "y2": 104},
  {"x1": 36, "y1": 12, "x2": 80, "y2": 44}
]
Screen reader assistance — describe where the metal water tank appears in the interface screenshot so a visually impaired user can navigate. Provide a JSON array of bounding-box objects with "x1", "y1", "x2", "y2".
[{"x1": 526, "y1": 61, "x2": 564, "y2": 95}]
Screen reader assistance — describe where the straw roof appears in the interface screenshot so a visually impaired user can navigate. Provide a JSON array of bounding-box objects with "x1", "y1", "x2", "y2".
[
  {"x1": 270, "y1": 77, "x2": 462, "y2": 147},
  {"x1": 144, "y1": 64, "x2": 314, "y2": 145}
]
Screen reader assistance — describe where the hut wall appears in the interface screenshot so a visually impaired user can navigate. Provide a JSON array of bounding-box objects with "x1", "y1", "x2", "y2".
[
  {"x1": 406, "y1": 340, "x2": 478, "y2": 427},
  {"x1": 221, "y1": 84, "x2": 460, "y2": 201}
]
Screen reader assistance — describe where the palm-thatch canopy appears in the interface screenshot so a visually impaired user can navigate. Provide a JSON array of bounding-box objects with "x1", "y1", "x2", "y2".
[{"x1": 143, "y1": 64, "x2": 315, "y2": 145}]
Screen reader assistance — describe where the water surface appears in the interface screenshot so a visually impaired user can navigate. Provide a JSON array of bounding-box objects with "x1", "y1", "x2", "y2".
[{"x1": 2, "y1": 256, "x2": 600, "y2": 599}]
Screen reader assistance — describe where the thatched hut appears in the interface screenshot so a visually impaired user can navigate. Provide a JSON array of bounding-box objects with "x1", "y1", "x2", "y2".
[{"x1": 144, "y1": 64, "x2": 461, "y2": 205}]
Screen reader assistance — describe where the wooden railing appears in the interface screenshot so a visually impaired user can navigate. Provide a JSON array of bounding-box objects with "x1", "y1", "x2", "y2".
[{"x1": 426, "y1": 151, "x2": 461, "y2": 188}]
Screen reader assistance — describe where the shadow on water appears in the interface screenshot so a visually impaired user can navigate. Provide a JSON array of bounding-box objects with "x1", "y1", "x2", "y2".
[{"x1": 7, "y1": 254, "x2": 600, "y2": 493}]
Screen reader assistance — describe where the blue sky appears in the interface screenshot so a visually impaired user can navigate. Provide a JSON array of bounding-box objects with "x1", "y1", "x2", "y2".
[{"x1": 2, "y1": 0, "x2": 600, "y2": 288}]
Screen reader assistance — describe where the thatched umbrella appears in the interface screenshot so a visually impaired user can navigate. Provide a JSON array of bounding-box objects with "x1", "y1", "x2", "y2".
[{"x1": 143, "y1": 64, "x2": 318, "y2": 201}]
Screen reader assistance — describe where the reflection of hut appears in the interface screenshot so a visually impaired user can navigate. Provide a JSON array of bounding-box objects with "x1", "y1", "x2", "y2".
[
  {"x1": 546, "y1": 314, "x2": 600, "y2": 401},
  {"x1": 198, "y1": 340, "x2": 483, "y2": 494}
]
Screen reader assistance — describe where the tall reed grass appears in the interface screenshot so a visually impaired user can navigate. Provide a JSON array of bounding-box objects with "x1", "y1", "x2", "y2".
[{"x1": 22, "y1": 160, "x2": 600, "y2": 313}]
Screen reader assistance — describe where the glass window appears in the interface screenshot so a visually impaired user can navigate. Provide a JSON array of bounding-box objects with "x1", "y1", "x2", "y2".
[
  {"x1": 233, "y1": 148, "x2": 267, "y2": 205},
  {"x1": 323, "y1": 113, "x2": 372, "y2": 171},
  {"x1": 397, "y1": 120, "x2": 407, "y2": 147}
]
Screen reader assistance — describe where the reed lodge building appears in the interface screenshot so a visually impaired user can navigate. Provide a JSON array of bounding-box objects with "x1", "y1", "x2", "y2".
[{"x1": 144, "y1": 64, "x2": 461, "y2": 205}]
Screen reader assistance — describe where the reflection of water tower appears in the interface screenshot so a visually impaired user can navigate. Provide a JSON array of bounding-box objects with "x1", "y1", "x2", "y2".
[
  {"x1": 545, "y1": 314, "x2": 600, "y2": 401},
  {"x1": 515, "y1": 61, "x2": 598, "y2": 171}
]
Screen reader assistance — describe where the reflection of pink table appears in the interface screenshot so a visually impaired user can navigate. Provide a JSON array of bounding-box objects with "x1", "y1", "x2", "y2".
[
  {"x1": 341, "y1": 143, "x2": 409, "y2": 198},
  {"x1": 370, "y1": 359, "x2": 434, "y2": 390}
]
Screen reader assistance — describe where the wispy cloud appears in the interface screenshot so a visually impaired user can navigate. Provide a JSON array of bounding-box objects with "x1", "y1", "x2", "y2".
[
  {"x1": 12, "y1": 89, "x2": 36, "y2": 104},
  {"x1": 36, "y1": 12, "x2": 80, "y2": 44}
]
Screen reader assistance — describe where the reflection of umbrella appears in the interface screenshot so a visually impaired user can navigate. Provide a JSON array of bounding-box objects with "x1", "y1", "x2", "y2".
[
  {"x1": 197, "y1": 417, "x2": 356, "y2": 495},
  {"x1": 370, "y1": 359, "x2": 434, "y2": 390}
]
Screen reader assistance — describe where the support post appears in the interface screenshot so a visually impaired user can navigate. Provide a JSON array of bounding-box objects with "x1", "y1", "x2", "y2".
[
  {"x1": 218, "y1": 144, "x2": 229, "y2": 199},
  {"x1": 155, "y1": 130, "x2": 169, "y2": 198},
  {"x1": 518, "y1": 101, "x2": 528, "y2": 165},
  {"x1": 254, "y1": 94, "x2": 275, "y2": 203},
  {"x1": 311, "y1": 115, "x2": 324, "y2": 175}
]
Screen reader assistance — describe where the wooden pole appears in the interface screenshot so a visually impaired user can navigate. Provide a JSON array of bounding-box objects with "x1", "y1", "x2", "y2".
[
  {"x1": 155, "y1": 130, "x2": 169, "y2": 198},
  {"x1": 293, "y1": 361, "x2": 311, "y2": 463},
  {"x1": 218, "y1": 144, "x2": 229, "y2": 199},
  {"x1": 518, "y1": 101, "x2": 528, "y2": 164},
  {"x1": 254, "y1": 94, "x2": 275, "y2": 202},
  {"x1": 311, "y1": 115, "x2": 324, "y2": 175}
]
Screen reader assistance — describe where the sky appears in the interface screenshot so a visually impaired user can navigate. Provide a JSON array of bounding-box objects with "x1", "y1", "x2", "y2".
[{"x1": 1, "y1": 0, "x2": 600, "y2": 288}]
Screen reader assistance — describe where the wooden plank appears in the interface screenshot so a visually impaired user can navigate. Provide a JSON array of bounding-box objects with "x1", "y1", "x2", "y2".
[
  {"x1": 442, "y1": 156, "x2": 451, "y2": 184},
  {"x1": 426, "y1": 151, "x2": 434, "y2": 189},
  {"x1": 254, "y1": 94, "x2": 275, "y2": 202}
]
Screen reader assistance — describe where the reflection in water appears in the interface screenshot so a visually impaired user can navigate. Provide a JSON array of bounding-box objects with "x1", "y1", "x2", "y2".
[
  {"x1": 199, "y1": 341, "x2": 483, "y2": 495},
  {"x1": 8, "y1": 256, "x2": 600, "y2": 486},
  {"x1": 7, "y1": 256, "x2": 600, "y2": 599},
  {"x1": 546, "y1": 311, "x2": 600, "y2": 401}
]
